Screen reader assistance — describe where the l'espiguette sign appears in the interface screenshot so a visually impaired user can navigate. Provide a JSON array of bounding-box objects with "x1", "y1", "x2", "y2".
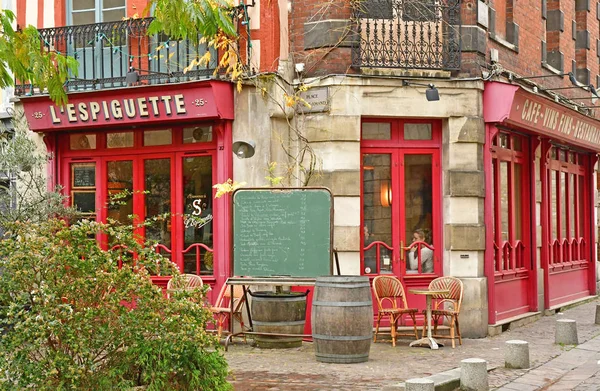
[
  {"x1": 507, "y1": 90, "x2": 600, "y2": 150},
  {"x1": 21, "y1": 82, "x2": 231, "y2": 131}
]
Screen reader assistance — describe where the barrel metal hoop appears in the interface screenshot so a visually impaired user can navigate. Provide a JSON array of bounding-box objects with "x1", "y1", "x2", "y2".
[
  {"x1": 252, "y1": 296, "x2": 307, "y2": 302},
  {"x1": 312, "y1": 301, "x2": 372, "y2": 307},
  {"x1": 315, "y1": 353, "x2": 370, "y2": 359},
  {"x1": 312, "y1": 334, "x2": 372, "y2": 341},
  {"x1": 253, "y1": 320, "x2": 306, "y2": 326},
  {"x1": 315, "y1": 283, "x2": 371, "y2": 289}
]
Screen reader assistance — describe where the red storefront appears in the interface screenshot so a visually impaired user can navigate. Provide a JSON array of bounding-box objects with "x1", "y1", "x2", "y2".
[
  {"x1": 484, "y1": 82, "x2": 598, "y2": 324},
  {"x1": 21, "y1": 80, "x2": 235, "y2": 301}
]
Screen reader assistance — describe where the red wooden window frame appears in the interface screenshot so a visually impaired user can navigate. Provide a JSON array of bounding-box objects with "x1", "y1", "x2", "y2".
[
  {"x1": 491, "y1": 131, "x2": 531, "y2": 279},
  {"x1": 360, "y1": 118, "x2": 442, "y2": 279},
  {"x1": 545, "y1": 145, "x2": 589, "y2": 269},
  {"x1": 58, "y1": 124, "x2": 219, "y2": 279}
]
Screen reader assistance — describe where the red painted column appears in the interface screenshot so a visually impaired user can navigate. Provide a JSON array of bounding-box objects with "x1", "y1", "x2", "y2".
[{"x1": 484, "y1": 123, "x2": 496, "y2": 325}]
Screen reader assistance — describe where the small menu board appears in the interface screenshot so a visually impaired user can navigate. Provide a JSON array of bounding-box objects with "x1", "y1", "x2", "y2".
[{"x1": 72, "y1": 163, "x2": 96, "y2": 188}]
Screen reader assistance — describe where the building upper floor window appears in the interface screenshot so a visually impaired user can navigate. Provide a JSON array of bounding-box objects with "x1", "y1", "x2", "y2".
[{"x1": 69, "y1": 0, "x2": 126, "y2": 25}]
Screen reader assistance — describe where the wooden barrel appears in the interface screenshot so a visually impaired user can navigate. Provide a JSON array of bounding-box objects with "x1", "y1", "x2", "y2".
[
  {"x1": 250, "y1": 291, "x2": 307, "y2": 349},
  {"x1": 312, "y1": 276, "x2": 373, "y2": 363}
]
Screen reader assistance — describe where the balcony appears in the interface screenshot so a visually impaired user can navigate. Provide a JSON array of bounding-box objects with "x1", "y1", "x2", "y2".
[
  {"x1": 351, "y1": 0, "x2": 461, "y2": 70},
  {"x1": 15, "y1": 17, "x2": 218, "y2": 95}
]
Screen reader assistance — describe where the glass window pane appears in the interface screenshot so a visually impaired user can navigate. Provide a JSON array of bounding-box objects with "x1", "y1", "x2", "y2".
[
  {"x1": 551, "y1": 171, "x2": 557, "y2": 239},
  {"x1": 569, "y1": 174, "x2": 575, "y2": 238},
  {"x1": 145, "y1": 159, "x2": 172, "y2": 251},
  {"x1": 362, "y1": 153, "x2": 392, "y2": 274},
  {"x1": 500, "y1": 162, "x2": 509, "y2": 241},
  {"x1": 107, "y1": 132, "x2": 134, "y2": 148},
  {"x1": 514, "y1": 164, "x2": 522, "y2": 241},
  {"x1": 144, "y1": 129, "x2": 172, "y2": 146},
  {"x1": 72, "y1": 11, "x2": 95, "y2": 25},
  {"x1": 404, "y1": 154, "x2": 433, "y2": 274},
  {"x1": 71, "y1": 162, "x2": 96, "y2": 217},
  {"x1": 362, "y1": 123, "x2": 391, "y2": 140},
  {"x1": 183, "y1": 126, "x2": 213, "y2": 143},
  {"x1": 512, "y1": 135, "x2": 522, "y2": 151},
  {"x1": 579, "y1": 176, "x2": 585, "y2": 237},
  {"x1": 560, "y1": 172, "x2": 566, "y2": 239},
  {"x1": 73, "y1": 0, "x2": 95, "y2": 11},
  {"x1": 107, "y1": 160, "x2": 133, "y2": 225},
  {"x1": 104, "y1": 0, "x2": 125, "y2": 8},
  {"x1": 70, "y1": 134, "x2": 97, "y2": 150},
  {"x1": 72, "y1": 163, "x2": 96, "y2": 188},
  {"x1": 404, "y1": 123, "x2": 432, "y2": 140},
  {"x1": 103, "y1": 8, "x2": 126, "y2": 22},
  {"x1": 183, "y1": 156, "x2": 214, "y2": 275}
]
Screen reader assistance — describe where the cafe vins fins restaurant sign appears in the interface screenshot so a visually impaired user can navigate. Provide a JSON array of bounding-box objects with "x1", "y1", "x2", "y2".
[
  {"x1": 507, "y1": 90, "x2": 600, "y2": 151},
  {"x1": 21, "y1": 84, "x2": 226, "y2": 132}
]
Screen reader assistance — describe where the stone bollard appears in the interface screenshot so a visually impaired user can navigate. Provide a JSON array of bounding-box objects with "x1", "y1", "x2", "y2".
[
  {"x1": 405, "y1": 378, "x2": 435, "y2": 391},
  {"x1": 555, "y1": 319, "x2": 578, "y2": 345},
  {"x1": 460, "y1": 358, "x2": 488, "y2": 391},
  {"x1": 595, "y1": 305, "x2": 600, "y2": 325},
  {"x1": 505, "y1": 340, "x2": 530, "y2": 369}
]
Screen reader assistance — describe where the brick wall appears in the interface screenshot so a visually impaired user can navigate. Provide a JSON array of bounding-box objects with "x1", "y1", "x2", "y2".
[{"x1": 289, "y1": 0, "x2": 355, "y2": 76}]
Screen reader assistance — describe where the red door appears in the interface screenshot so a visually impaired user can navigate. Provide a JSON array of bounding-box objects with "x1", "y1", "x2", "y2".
[
  {"x1": 361, "y1": 119, "x2": 442, "y2": 323},
  {"x1": 541, "y1": 142, "x2": 593, "y2": 308},
  {"x1": 490, "y1": 130, "x2": 535, "y2": 322}
]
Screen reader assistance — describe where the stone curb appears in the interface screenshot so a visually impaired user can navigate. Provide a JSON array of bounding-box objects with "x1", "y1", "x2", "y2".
[{"x1": 382, "y1": 366, "x2": 498, "y2": 391}]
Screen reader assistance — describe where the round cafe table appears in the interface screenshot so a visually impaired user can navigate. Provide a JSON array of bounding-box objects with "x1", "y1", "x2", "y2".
[{"x1": 408, "y1": 288, "x2": 449, "y2": 350}]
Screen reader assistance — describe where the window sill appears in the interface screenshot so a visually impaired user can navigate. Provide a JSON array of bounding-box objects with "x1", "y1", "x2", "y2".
[
  {"x1": 541, "y1": 62, "x2": 563, "y2": 75},
  {"x1": 489, "y1": 33, "x2": 519, "y2": 53}
]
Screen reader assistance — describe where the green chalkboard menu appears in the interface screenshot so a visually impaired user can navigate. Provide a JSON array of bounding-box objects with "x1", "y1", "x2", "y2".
[{"x1": 233, "y1": 188, "x2": 333, "y2": 277}]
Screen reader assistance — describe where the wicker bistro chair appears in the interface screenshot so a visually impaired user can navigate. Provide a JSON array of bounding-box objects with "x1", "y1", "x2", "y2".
[
  {"x1": 166, "y1": 274, "x2": 205, "y2": 300},
  {"x1": 210, "y1": 284, "x2": 247, "y2": 341},
  {"x1": 422, "y1": 276, "x2": 464, "y2": 348},
  {"x1": 372, "y1": 275, "x2": 420, "y2": 347}
]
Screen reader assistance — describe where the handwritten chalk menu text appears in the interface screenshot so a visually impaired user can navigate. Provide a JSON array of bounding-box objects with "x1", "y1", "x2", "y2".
[{"x1": 233, "y1": 188, "x2": 333, "y2": 277}]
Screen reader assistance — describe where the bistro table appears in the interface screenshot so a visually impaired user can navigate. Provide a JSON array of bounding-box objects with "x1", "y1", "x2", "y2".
[{"x1": 408, "y1": 288, "x2": 450, "y2": 350}]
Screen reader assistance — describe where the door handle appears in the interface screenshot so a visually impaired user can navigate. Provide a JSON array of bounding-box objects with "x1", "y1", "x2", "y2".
[{"x1": 399, "y1": 240, "x2": 405, "y2": 262}]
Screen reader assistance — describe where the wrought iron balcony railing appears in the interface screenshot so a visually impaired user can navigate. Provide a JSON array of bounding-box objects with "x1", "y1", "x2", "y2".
[
  {"x1": 351, "y1": 0, "x2": 461, "y2": 70},
  {"x1": 15, "y1": 17, "x2": 218, "y2": 95}
]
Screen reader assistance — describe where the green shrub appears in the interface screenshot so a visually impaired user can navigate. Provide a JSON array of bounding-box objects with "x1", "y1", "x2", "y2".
[{"x1": 0, "y1": 219, "x2": 231, "y2": 391}]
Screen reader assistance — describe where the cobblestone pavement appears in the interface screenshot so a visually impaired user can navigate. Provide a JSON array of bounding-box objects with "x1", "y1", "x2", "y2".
[{"x1": 225, "y1": 298, "x2": 600, "y2": 390}]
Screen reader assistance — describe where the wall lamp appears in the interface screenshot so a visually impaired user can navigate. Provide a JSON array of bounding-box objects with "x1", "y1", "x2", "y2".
[
  {"x1": 232, "y1": 140, "x2": 256, "y2": 159},
  {"x1": 402, "y1": 80, "x2": 440, "y2": 101}
]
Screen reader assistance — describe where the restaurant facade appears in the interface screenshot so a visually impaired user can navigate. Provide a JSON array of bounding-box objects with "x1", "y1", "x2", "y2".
[
  {"x1": 20, "y1": 81, "x2": 235, "y2": 302},
  {"x1": 10, "y1": 0, "x2": 600, "y2": 338}
]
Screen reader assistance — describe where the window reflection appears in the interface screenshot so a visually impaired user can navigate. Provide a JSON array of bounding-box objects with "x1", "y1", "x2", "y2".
[
  {"x1": 404, "y1": 154, "x2": 433, "y2": 274},
  {"x1": 182, "y1": 156, "x2": 213, "y2": 275},
  {"x1": 107, "y1": 160, "x2": 133, "y2": 225},
  {"x1": 362, "y1": 154, "x2": 392, "y2": 274},
  {"x1": 145, "y1": 159, "x2": 171, "y2": 254}
]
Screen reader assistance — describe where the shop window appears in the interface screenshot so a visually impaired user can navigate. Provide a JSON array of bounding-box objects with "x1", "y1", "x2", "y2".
[
  {"x1": 144, "y1": 129, "x2": 172, "y2": 146},
  {"x1": 491, "y1": 132, "x2": 529, "y2": 273},
  {"x1": 182, "y1": 156, "x2": 214, "y2": 275},
  {"x1": 71, "y1": 163, "x2": 97, "y2": 218},
  {"x1": 183, "y1": 126, "x2": 213, "y2": 143},
  {"x1": 107, "y1": 132, "x2": 134, "y2": 148},
  {"x1": 106, "y1": 160, "x2": 133, "y2": 225},
  {"x1": 70, "y1": 134, "x2": 97, "y2": 150},
  {"x1": 362, "y1": 122, "x2": 391, "y2": 140},
  {"x1": 145, "y1": 159, "x2": 172, "y2": 256},
  {"x1": 362, "y1": 153, "x2": 393, "y2": 274},
  {"x1": 547, "y1": 146, "x2": 587, "y2": 265},
  {"x1": 404, "y1": 123, "x2": 432, "y2": 140}
]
